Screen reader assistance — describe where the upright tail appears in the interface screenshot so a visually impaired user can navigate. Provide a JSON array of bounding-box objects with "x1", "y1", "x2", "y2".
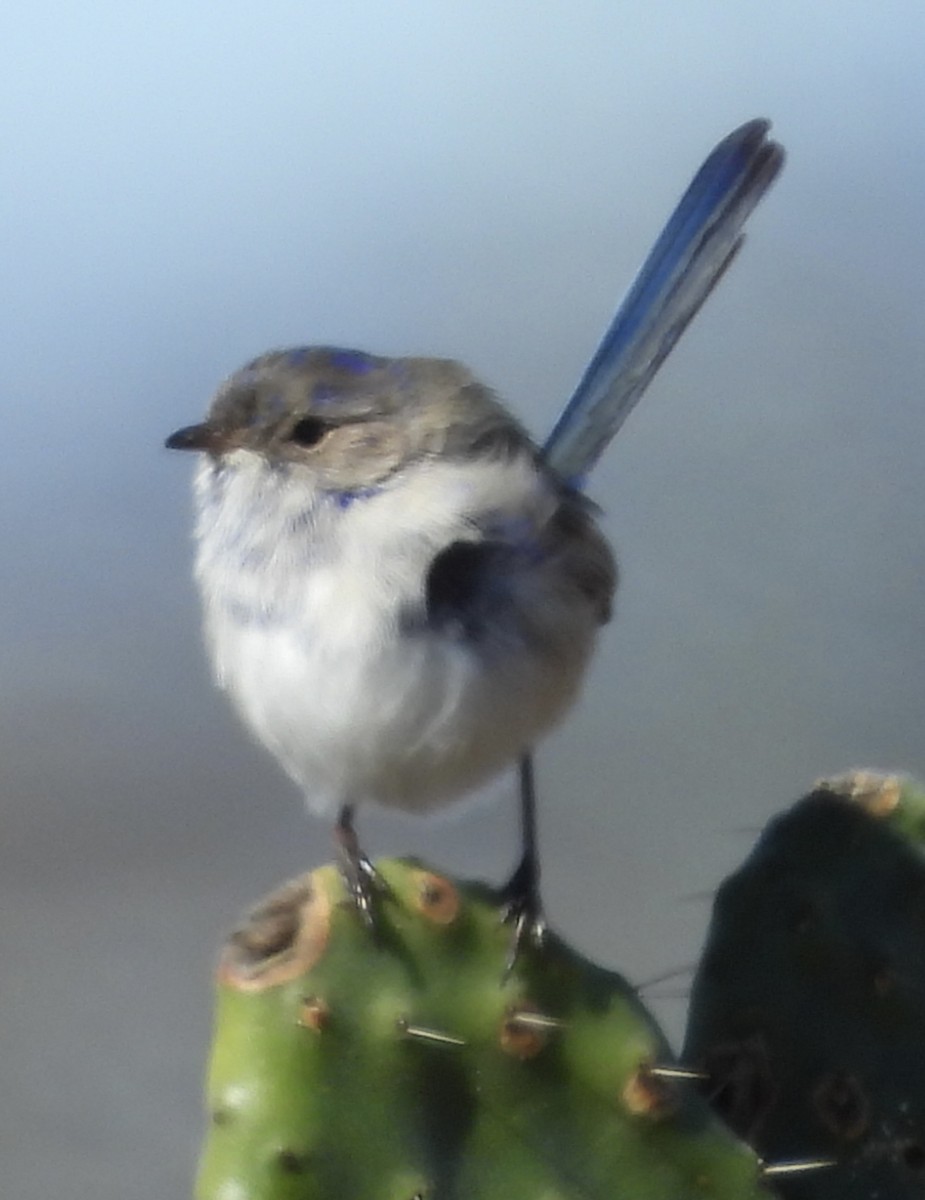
[{"x1": 544, "y1": 119, "x2": 784, "y2": 488}]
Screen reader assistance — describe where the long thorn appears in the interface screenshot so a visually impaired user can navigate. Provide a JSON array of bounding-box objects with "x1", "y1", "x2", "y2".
[
  {"x1": 507, "y1": 1010, "x2": 564, "y2": 1032},
  {"x1": 648, "y1": 1065, "x2": 707, "y2": 1081},
  {"x1": 397, "y1": 1019, "x2": 466, "y2": 1047},
  {"x1": 762, "y1": 1159, "x2": 836, "y2": 1177}
]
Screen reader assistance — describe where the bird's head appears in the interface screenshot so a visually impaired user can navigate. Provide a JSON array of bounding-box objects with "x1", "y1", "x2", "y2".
[{"x1": 166, "y1": 346, "x2": 531, "y2": 492}]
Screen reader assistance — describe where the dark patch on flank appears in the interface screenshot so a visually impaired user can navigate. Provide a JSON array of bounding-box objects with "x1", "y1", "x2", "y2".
[{"x1": 424, "y1": 540, "x2": 511, "y2": 641}]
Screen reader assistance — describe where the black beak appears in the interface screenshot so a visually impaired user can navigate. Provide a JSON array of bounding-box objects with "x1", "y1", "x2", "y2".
[{"x1": 165, "y1": 422, "x2": 217, "y2": 452}]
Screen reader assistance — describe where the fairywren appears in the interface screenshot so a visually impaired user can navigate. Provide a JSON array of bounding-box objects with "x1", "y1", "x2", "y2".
[{"x1": 167, "y1": 120, "x2": 783, "y2": 943}]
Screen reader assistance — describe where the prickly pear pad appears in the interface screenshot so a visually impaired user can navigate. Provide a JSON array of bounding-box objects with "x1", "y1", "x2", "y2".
[
  {"x1": 685, "y1": 773, "x2": 925, "y2": 1200},
  {"x1": 197, "y1": 859, "x2": 768, "y2": 1200}
]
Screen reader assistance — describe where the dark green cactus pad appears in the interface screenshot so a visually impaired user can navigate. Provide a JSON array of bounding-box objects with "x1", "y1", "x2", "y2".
[
  {"x1": 684, "y1": 771, "x2": 925, "y2": 1200},
  {"x1": 197, "y1": 859, "x2": 769, "y2": 1200}
]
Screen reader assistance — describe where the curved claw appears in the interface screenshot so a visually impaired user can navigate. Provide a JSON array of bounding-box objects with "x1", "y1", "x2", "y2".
[
  {"x1": 335, "y1": 804, "x2": 391, "y2": 935},
  {"x1": 500, "y1": 854, "x2": 547, "y2": 975}
]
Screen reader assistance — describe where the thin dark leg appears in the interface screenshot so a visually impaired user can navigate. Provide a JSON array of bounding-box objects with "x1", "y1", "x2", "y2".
[
  {"x1": 334, "y1": 803, "x2": 386, "y2": 931},
  {"x1": 500, "y1": 752, "x2": 547, "y2": 969}
]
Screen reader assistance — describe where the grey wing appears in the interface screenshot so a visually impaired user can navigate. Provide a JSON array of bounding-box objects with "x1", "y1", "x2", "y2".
[
  {"x1": 544, "y1": 119, "x2": 784, "y2": 489},
  {"x1": 546, "y1": 489, "x2": 617, "y2": 626}
]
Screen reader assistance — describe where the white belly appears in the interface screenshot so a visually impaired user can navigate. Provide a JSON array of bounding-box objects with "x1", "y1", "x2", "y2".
[
  {"x1": 209, "y1": 597, "x2": 591, "y2": 816},
  {"x1": 194, "y1": 452, "x2": 601, "y2": 817}
]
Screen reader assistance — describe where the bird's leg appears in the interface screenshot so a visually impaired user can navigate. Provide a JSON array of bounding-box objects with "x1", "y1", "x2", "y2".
[
  {"x1": 334, "y1": 803, "x2": 387, "y2": 931},
  {"x1": 500, "y1": 753, "x2": 547, "y2": 970}
]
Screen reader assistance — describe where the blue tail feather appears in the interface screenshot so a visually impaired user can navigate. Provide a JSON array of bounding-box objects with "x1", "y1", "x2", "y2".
[{"x1": 544, "y1": 119, "x2": 784, "y2": 488}]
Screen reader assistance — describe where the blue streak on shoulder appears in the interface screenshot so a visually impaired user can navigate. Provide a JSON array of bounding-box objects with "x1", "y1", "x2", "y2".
[{"x1": 325, "y1": 486, "x2": 382, "y2": 510}]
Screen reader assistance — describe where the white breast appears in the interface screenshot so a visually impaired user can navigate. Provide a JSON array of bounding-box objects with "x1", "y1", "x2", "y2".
[{"x1": 192, "y1": 450, "x2": 600, "y2": 816}]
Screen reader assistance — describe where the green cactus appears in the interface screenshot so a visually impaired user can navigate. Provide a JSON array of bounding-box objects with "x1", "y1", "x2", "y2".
[
  {"x1": 683, "y1": 771, "x2": 925, "y2": 1200},
  {"x1": 197, "y1": 858, "x2": 770, "y2": 1200}
]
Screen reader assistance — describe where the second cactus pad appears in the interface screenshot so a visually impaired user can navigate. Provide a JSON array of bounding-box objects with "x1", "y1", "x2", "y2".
[{"x1": 685, "y1": 772, "x2": 925, "y2": 1199}]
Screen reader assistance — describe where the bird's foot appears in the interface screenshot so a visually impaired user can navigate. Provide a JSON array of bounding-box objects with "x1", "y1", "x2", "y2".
[
  {"x1": 338, "y1": 848, "x2": 389, "y2": 932},
  {"x1": 335, "y1": 805, "x2": 390, "y2": 935},
  {"x1": 500, "y1": 854, "x2": 547, "y2": 976}
]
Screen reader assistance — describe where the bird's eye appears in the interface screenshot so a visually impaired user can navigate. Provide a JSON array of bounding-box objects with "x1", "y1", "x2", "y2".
[{"x1": 289, "y1": 417, "x2": 330, "y2": 447}]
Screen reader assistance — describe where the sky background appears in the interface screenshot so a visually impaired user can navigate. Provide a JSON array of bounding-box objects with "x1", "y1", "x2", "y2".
[{"x1": 3, "y1": 3, "x2": 925, "y2": 1196}]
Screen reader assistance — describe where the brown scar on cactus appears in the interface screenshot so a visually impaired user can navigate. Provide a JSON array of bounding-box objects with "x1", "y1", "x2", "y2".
[
  {"x1": 217, "y1": 867, "x2": 335, "y2": 990},
  {"x1": 622, "y1": 1062, "x2": 681, "y2": 1119},
  {"x1": 499, "y1": 1002, "x2": 557, "y2": 1059},
  {"x1": 297, "y1": 994, "x2": 330, "y2": 1033},
  {"x1": 410, "y1": 868, "x2": 460, "y2": 925},
  {"x1": 813, "y1": 769, "x2": 904, "y2": 817}
]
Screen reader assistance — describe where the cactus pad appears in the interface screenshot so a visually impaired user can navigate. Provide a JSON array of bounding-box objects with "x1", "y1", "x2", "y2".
[
  {"x1": 684, "y1": 771, "x2": 925, "y2": 1199},
  {"x1": 197, "y1": 858, "x2": 769, "y2": 1200}
]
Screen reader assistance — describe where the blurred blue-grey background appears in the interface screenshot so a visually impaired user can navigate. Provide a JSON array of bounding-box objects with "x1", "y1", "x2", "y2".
[{"x1": 4, "y1": 3, "x2": 925, "y2": 1195}]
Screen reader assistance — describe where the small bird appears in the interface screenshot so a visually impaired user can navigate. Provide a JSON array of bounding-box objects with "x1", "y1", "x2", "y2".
[{"x1": 167, "y1": 120, "x2": 783, "y2": 945}]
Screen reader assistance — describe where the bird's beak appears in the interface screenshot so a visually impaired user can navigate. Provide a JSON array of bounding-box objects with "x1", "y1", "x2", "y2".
[{"x1": 165, "y1": 422, "x2": 220, "y2": 452}]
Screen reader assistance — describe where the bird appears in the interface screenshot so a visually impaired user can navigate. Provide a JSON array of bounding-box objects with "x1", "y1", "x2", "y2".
[{"x1": 166, "y1": 119, "x2": 784, "y2": 949}]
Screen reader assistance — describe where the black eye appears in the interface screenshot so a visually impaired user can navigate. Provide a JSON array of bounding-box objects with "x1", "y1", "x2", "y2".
[{"x1": 289, "y1": 417, "x2": 330, "y2": 447}]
